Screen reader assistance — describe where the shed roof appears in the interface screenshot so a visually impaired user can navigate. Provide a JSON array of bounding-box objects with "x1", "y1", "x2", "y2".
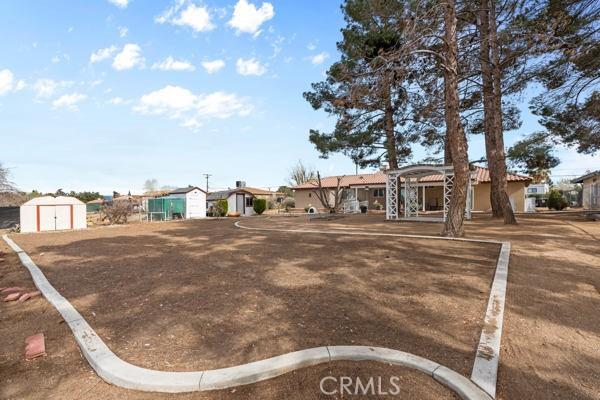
[
  {"x1": 22, "y1": 196, "x2": 84, "y2": 206},
  {"x1": 571, "y1": 170, "x2": 600, "y2": 183},
  {"x1": 169, "y1": 186, "x2": 206, "y2": 195},
  {"x1": 292, "y1": 166, "x2": 531, "y2": 189}
]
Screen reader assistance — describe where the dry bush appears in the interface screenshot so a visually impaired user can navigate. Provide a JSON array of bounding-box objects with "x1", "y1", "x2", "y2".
[{"x1": 100, "y1": 201, "x2": 131, "y2": 224}]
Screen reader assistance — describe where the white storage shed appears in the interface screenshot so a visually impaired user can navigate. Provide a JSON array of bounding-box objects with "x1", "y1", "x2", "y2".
[
  {"x1": 166, "y1": 186, "x2": 207, "y2": 218},
  {"x1": 20, "y1": 196, "x2": 87, "y2": 233}
]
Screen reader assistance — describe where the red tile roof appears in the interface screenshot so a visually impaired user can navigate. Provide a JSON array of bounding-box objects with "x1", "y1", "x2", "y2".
[{"x1": 293, "y1": 166, "x2": 530, "y2": 189}]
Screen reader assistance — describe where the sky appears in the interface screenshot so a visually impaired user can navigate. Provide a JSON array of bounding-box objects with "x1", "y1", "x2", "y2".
[{"x1": 0, "y1": 0, "x2": 597, "y2": 195}]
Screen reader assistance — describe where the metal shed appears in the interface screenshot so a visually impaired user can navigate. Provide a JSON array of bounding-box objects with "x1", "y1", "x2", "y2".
[{"x1": 20, "y1": 196, "x2": 87, "y2": 233}]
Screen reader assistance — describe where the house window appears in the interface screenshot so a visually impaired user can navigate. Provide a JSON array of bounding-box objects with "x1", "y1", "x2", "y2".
[
  {"x1": 528, "y1": 188, "x2": 537, "y2": 193},
  {"x1": 245, "y1": 196, "x2": 253, "y2": 207},
  {"x1": 373, "y1": 188, "x2": 385, "y2": 198}
]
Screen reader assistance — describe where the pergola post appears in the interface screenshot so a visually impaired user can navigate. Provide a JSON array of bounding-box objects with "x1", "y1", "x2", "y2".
[{"x1": 422, "y1": 185, "x2": 426, "y2": 212}]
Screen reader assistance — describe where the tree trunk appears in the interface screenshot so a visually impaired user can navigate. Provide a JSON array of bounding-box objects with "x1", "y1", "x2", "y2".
[
  {"x1": 479, "y1": 0, "x2": 502, "y2": 217},
  {"x1": 383, "y1": 75, "x2": 399, "y2": 169},
  {"x1": 442, "y1": 0, "x2": 470, "y2": 238},
  {"x1": 489, "y1": 0, "x2": 517, "y2": 224}
]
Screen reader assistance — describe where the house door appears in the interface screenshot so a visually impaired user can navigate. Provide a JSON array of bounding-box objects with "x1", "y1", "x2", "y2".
[{"x1": 236, "y1": 194, "x2": 245, "y2": 214}]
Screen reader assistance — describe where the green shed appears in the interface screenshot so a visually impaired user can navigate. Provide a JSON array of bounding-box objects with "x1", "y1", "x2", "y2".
[{"x1": 147, "y1": 198, "x2": 186, "y2": 221}]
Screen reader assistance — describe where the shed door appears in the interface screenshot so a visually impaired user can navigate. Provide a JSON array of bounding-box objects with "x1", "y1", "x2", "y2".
[
  {"x1": 55, "y1": 205, "x2": 72, "y2": 230},
  {"x1": 39, "y1": 206, "x2": 56, "y2": 231},
  {"x1": 236, "y1": 194, "x2": 245, "y2": 214}
]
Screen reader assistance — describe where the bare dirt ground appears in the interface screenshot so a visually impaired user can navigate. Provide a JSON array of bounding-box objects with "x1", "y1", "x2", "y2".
[{"x1": 1, "y1": 213, "x2": 598, "y2": 399}]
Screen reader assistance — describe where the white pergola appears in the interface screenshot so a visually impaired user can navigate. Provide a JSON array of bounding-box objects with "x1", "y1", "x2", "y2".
[{"x1": 385, "y1": 164, "x2": 473, "y2": 222}]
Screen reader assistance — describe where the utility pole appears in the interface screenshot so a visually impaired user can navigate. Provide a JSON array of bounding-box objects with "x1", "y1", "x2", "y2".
[{"x1": 203, "y1": 174, "x2": 212, "y2": 193}]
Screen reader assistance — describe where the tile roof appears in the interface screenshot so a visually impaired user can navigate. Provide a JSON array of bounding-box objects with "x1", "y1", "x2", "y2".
[{"x1": 293, "y1": 166, "x2": 530, "y2": 189}]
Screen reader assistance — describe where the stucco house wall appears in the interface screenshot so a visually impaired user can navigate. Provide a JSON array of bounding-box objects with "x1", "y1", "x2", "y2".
[{"x1": 472, "y1": 182, "x2": 525, "y2": 212}]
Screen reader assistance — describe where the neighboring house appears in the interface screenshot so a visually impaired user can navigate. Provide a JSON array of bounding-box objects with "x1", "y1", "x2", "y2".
[
  {"x1": 165, "y1": 186, "x2": 207, "y2": 218},
  {"x1": 526, "y1": 183, "x2": 549, "y2": 196},
  {"x1": 293, "y1": 166, "x2": 531, "y2": 213},
  {"x1": 207, "y1": 182, "x2": 279, "y2": 216},
  {"x1": 572, "y1": 171, "x2": 600, "y2": 210}
]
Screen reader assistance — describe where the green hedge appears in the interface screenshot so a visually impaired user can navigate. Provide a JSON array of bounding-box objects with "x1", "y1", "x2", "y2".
[{"x1": 253, "y1": 198, "x2": 267, "y2": 215}]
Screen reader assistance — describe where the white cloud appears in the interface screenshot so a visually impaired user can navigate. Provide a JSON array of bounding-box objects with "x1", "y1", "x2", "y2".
[
  {"x1": 308, "y1": 52, "x2": 329, "y2": 65},
  {"x1": 108, "y1": 96, "x2": 128, "y2": 105},
  {"x1": 0, "y1": 69, "x2": 14, "y2": 95},
  {"x1": 90, "y1": 45, "x2": 118, "y2": 63},
  {"x1": 134, "y1": 85, "x2": 253, "y2": 129},
  {"x1": 14, "y1": 80, "x2": 26, "y2": 92},
  {"x1": 152, "y1": 56, "x2": 195, "y2": 71},
  {"x1": 32, "y1": 79, "x2": 73, "y2": 99},
  {"x1": 108, "y1": 0, "x2": 129, "y2": 8},
  {"x1": 134, "y1": 85, "x2": 197, "y2": 116},
  {"x1": 156, "y1": 2, "x2": 215, "y2": 33},
  {"x1": 33, "y1": 79, "x2": 57, "y2": 98},
  {"x1": 201, "y1": 59, "x2": 225, "y2": 74},
  {"x1": 196, "y1": 91, "x2": 253, "y2": 118},
  {"x1": 112, "y1": 44, "x2": 145, "y2": 70},
  {"x1": 306, "y1": 41, "x2": 317, "y2": 51},
  {"x1": 52, "y1": 93, "x2": 87, "y2": 111},
  {"x1": 236, "y1": 58, "x2": 266, "y2": 76},
  {"x1": 118, "y1": 26, "x2": 128, "y2": 37},
  {"x1": 228, "y1": 0, "x2": 274, "y2": 35}
]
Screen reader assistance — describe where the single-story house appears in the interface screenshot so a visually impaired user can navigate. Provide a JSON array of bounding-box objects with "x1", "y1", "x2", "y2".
[
  {"x1": 207, "y1": 182, "x2": 280, "y2": 216},
  {"x1": 292, "y1": 165, "x2": 531, "y2": 213},
  {"x1": 572, "y1": 171, "x2": 600, "y2": 210},
  {"x1": 165, "y1": 186, "x2": 207, "y2": 218}
]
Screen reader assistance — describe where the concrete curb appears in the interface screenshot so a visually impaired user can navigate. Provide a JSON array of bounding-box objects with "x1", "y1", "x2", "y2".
[
  {"x1": 470, "y1": 242, "x2": 510, "y2": 398},
  {"x1": 2, "y1": 232, "x2": 495, "y2": 399}
]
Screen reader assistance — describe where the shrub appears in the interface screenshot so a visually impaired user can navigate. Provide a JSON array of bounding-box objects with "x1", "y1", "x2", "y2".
[
  {"x1": 282, "y1": 196, "x2": 295, "y2": 211},
  {"x1": 101, "y1": 201, "x2": 131, "y2": 224},
  {"x1": 214, "y1": 199, "x2": 228, "y2": 217},
  {"x1": 372, "y1": 200, "x2": 383, "y2": 210},
  {"x1": 547, "y1": 189, "x2": 568, "y2": 211},
  {"x1": 253, "y1": 198, "x2": 267, "y2": 215}
]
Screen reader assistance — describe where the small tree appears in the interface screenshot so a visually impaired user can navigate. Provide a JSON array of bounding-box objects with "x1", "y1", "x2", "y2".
[
  {"x1": 253, "y1": 198, "x2": 267, "y2": 215},
  {"x1": 287, "y1": 160, "x2": 316, "y2": 186},
  {"x1": 313, "y1": 171, "x2": 345, "y2": 213},
  {"x1": 547, "y1": 189, "x2": 568, "y2": 211},
  {"x1": 282, "y1": 197, "x2": 295, "y2": 211},
  {"x1": 214, "y1": 199, "x2": 228, "y2": 217},
  {"x1": 0, "y1": 162, "x2": 16, "y2": 193}
]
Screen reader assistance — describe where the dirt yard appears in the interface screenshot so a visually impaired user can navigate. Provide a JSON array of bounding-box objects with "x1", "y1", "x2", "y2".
[{"x1": 1, "y1": 213, "x2": 599, "y2": 399}]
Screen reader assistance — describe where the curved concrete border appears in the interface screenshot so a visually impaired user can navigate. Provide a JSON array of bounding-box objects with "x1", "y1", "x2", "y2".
[{"x1": 2, "y1": 230, "x2": 496, "y2": 399}]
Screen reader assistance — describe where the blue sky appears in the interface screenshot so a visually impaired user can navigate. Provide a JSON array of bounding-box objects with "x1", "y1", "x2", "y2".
[{"x1": 0, "y1": 0, "x2": 597, "y2": 195}]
